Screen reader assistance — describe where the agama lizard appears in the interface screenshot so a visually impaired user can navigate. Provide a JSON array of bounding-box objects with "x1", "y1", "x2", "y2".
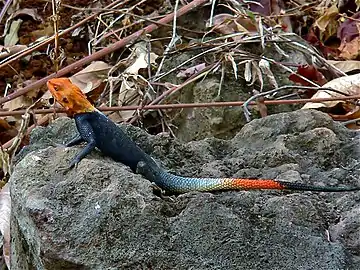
[{"x1": 47, "y1": 78, "x2": 360, "y2": 193}]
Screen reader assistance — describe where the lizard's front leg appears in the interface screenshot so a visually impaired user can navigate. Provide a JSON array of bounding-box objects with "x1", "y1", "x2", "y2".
[
  {"x1": 67, "y1": 117, "x2": 97, "y2": 169},
  {"x1": 68, "y1": 140, "x2": 96, "y2": 168},
  {"x1": 66, "y1": 134, "x2": 84, "y2": 147}
]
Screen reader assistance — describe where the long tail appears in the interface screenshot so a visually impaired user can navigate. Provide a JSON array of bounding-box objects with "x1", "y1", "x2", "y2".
[
  {"x1": 136, "y1": 161, "x2": 360, "y2": 194},
  {"x1": 158, "y1": 173, "x2": 360, "y2": 193}
]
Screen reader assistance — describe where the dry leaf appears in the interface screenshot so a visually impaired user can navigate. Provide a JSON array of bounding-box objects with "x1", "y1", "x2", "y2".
[
  {"x1": 289, "y1": 65, "x2": 327, "y2": 86},
  {"x1": 11, "y1": 8, "x2": 43, "y2": 22},
  {"x1": 259, "y1": 59, "x2": 277, "y2": 88},
  {"x1": 326, "y1": 60, "x2": 360, "y2": 73},
  {"x1": 176, "y1": 63, "x2": 206, "y2": 78},
  {"x1": 0, "y1": 44, "x2": 27, "y2": 59},
  {"x1": 251, "y1": 62, "x2": 263, "y2": 89},
  {"x1": 0, "y1": 183, "x2": 11, "y2": 269},
  {"x1": 124, "y1": 41, "x2": 158, "y2": 75},
  {"x1": 117, "y1": 78, "x2": 141, "y2": 121},
  {"x1": 4, "y1": 79, "x2": 41, "y2": 111},
  {"x1": 114, "y1": 41, "x2": 158, "y2": 120},
  {"x1": 314, "y1": 5, "x2": 339, "y2": 42},
  {"x1": 249, "y1": 0, "x2": 271, "y2": 15},
  {"x1": 243, "y1": 60, "x2": 262, "y2": 88},
  {"x1": 0, "y1": 118, "x2": 19, "y2": 145},
  {"x1": 2, "y1": 95, "x2": 33, "y2": 111},
  {"x1": 302, "y1": 73, "x2": 360, "y2": 109},
  {"x1": 70, "y1": 61, "x2": 112, "y2": 93},
  {"x1": 207, "y1": 13, "x2": 257, "y2": 40},
  {"x1": 41, "y1": 61, "x2": 112, "y2": 101},
  {"x1": 20, "y1": 79, "x2": 42, "y2": 99},
  {"x1": 314, "y1": 5, "x2": 338, "y2": 32},
  {"x1": 0, "y1": 147, "x2": 10, "y2": 180},
  {"x1": 4, "y1": 19, "x2": 22, "y2": 46},
  {"x1": 227, "y1": 53, "x2": 238, "y2": 80},
  {"x1": 31, "y1": 23, "x2": 54, "y2": 40},
  {"x1": 244, "y1": 61, "x2": 252, "y2": 82},
  {"x1": 305, "y1": 28, "x2": 338, "y2": 58},
  {"x1": 338, "y1": 37, "x2": 360, "y2": 60},
  {"x1": 337, "y1": 11, "x2": 360, "y2": 43}
]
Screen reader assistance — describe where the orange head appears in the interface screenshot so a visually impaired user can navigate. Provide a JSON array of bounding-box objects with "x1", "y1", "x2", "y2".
[{"x1": 47, "y1": 78, "x2": 95, "y2": 115}]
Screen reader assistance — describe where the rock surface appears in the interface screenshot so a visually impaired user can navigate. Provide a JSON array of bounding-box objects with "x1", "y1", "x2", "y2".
[{"x1": 10, "y1": 110, "x2": 360, "y2": 270}]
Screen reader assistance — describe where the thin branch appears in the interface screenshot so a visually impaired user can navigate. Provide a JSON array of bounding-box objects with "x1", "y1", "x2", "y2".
[
  {"x1": 0, "y1": 0, "x2": 209, "y2": 105},
  {"x1": 242, "y1": 86, "x2": 352, "y2": 121},
  {"x1": 1, "y1": 94, "x2": 359, "y2": 117},
  {"x1": 0, "y1": 0, "x2": 126, "y2": 69},
  {"x1": 152, "y1": 0, "x2": 181, "y2": 80},
  {"x1": 0, "y1": 0, "x2": 13, "y2": 28}
]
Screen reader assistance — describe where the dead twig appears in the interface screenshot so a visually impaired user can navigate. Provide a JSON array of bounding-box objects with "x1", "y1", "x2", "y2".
[
  {"x1": 1, "y1": 94, "x2": 359, "y2": 117},
  {"x1": 128, "y1": 62, "x2": 219, "y2": 123},
  {"x1": 0, "y1": 0, "x2": 209, "y2": 105},
  {"x1": 0, "y1": 0, "x2": 126, "y2": 70},
  {"x1": 242, "y1": 86, "x2": 353, "y2": 122},
  {"x1": 50, "y1": 0, "x2": 61, "y2": 71},
  {"x1": 0, "y1": 0, "x2": 13, "y2": 27}
]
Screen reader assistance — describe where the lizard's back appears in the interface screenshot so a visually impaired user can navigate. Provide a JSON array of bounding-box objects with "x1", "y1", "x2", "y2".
[{"x1": 74, "y1": 111, "x2": 158, "y2": 172}]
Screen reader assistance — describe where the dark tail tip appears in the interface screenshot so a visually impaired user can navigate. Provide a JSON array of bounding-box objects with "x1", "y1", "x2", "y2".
[{"x1": 277, "y1": 181, "x2": 360, "y2": 192}]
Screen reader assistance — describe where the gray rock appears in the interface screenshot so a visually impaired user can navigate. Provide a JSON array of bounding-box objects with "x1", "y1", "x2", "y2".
[{"x1": 10, "y1": 110, "x2": 360, "y2": 269}]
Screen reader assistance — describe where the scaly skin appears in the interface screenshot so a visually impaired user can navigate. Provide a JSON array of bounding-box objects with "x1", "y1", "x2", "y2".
[{"x1": 47, "y1": 78, "x2": 360, "y2": 193}]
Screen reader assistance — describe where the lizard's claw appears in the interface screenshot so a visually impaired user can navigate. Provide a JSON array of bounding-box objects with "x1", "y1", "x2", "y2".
[
  {"x1": 56, "y1": 161, "x2": 78, "y2": 175},
  {"x1": 56, "y1": 166, "x2": 71, "y2": 175}
]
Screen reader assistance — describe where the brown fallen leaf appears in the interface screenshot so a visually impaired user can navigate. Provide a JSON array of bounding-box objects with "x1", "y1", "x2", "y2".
[
  {"x1": 302, "y1": 74, "x2": 360, "y2": 129},
  {"x1": 329, "y1": 107, "x2": 360, "y2": 129},
  {"x1": 41, "y1": 61, "x2": 112, "y2": 103},
  {"x1": 2, "y1": 95, "x2": 33, "y2": 111},
  {"x1": 338, "y1": 36, "x2": 360, "y2": 60},
  {"x1": 0, "y1": 118, "x2": 19, "y2": 145},
  {"x1": 117, "y1": 78, "x2": 142, "y2": 121},
  {"x1": 289, "y1": 65, "x2": 327, "y2": 87},
  {"x1": 207, "y1": 13, "x2": 257, "y2": 41},
  {"x1": 337, "y1": 11, "x2": 360, "y2": 43},
  {"x1": 112, "y1": 41, "x2": 158, "y2": 121},
  {"x1": 70, "y1": 61, "x2": 112, "y2": 93},
  {"x1": 326, "y1": 60, "x2": 360, "y2": 73}
]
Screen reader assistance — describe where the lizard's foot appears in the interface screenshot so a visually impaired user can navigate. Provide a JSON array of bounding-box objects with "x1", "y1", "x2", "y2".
[
  {"x1": 56, "y1": 166, "x2": 71, "y2": 175},
  {"x1": 56, "y1": 161, "x2": 78, "y2": 175}
]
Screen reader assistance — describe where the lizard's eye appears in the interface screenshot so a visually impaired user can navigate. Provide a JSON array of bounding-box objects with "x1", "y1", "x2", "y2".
[
  {"x1": 53, "y1": 85, "x2": 58, "y2": 91},
  {"x1": 62, "y1": 97, "x2": 69, "y2": 103}
]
